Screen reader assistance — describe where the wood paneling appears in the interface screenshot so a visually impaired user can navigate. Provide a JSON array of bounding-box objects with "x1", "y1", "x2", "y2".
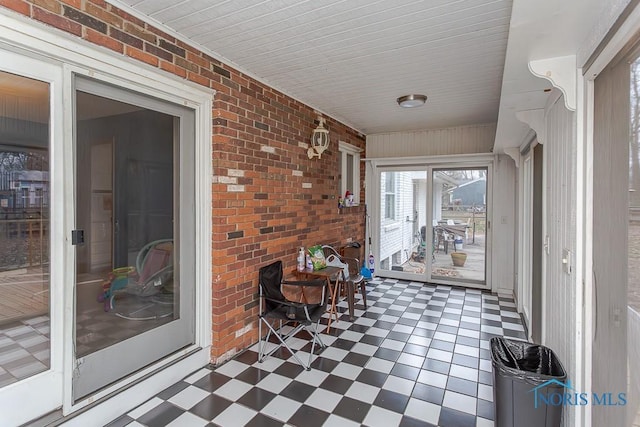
[
  {"x1": 543, "y1": 95, "x2": 578, "y2": 426},
  {"x1": 366, "y1": 123, "x2": 496, "y2": 158}
]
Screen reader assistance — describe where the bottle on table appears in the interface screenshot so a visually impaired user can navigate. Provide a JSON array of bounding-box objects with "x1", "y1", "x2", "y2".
[{"x1": 297, "y1": 247, "x2": 305, "y2": 272}]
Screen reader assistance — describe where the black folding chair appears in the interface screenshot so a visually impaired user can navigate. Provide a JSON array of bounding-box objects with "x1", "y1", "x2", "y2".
[{"x1": 258, "y1": 260, "x2": 328, "y2": 370}]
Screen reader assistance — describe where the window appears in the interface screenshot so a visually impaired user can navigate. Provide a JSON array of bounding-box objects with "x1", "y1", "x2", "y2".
[
  {"x1": 338, "y1": 141, "x2": 361, "y2": 204},
  {"x1": 384, "y1": 172, "x2": 396, "y2": 220}
]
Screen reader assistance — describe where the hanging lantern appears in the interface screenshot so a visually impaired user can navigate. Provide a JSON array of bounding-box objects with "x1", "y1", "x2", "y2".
[{"x1": 307, "y1": 116, "x2": 330, "y2": 159}]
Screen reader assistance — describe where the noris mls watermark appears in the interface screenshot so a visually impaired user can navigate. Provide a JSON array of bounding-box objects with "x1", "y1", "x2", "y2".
[{"x1": 531, "y1": 380, "x2": 627, "y2": 408}]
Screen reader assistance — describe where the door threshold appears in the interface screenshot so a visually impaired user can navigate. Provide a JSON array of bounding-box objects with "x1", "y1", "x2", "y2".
[{"x1": 26, "y1": 348, "x2": 208, "y2": 427}]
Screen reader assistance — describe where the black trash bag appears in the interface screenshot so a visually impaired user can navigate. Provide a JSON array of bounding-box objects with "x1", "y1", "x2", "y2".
[
  {"x1": 490, "y1": 337, "x2": 566, "y2": 385},
  {"x1": 491, "y1": 337, "x2": 568, "y2": 427}
]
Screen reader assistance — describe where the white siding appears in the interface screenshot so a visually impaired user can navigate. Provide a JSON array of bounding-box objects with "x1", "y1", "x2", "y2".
[
  {"x1": 366, "y1": 123, "x2": 496, "y2": 158},
  {"x1": 379, "y1": 171, "x2": 419, "y2": 267},
  {"x1": 542, "y1": 95, "x2": 577, "y2": 427}
]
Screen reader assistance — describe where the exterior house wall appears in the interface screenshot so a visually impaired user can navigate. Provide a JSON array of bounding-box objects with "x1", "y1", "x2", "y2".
[
  {"x1": 451, "y1": 179, "x2": 487, "y2": 206},
  {"x1": 417, "y1": 179, "x2": 428, "y2": 227},
  {"x1": 0, "y1": 1, "x2": 366, "y2": 364},
  {"x1": 379, "y1": 171, "x2": 416, "y2": 268},
  {"x1": 433, "y1": 181, "x2": 443, "y2": 222}
]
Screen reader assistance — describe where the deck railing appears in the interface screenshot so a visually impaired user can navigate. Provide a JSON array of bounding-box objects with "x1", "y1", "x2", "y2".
[{"x1": 0, "y1": 217, "x2": 49, "y2": 269}]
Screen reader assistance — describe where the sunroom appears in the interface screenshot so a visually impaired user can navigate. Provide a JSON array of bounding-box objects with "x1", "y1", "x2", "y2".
[{"x1": 0, "y1": 0, "x2": 637, "y2": 426}]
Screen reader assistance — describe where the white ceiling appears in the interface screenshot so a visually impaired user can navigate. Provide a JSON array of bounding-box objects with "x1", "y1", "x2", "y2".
[
  {"x1": 111, "y1": 0, "x2": 615, "y2": 149},
  {"x1": 114, "y1": 0, "x2": 513, "y2": 135}
]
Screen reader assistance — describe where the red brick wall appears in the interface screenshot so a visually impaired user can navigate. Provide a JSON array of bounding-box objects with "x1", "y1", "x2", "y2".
[{"x1": 0, "y1": 0, "x2": 367, "y2": 363}]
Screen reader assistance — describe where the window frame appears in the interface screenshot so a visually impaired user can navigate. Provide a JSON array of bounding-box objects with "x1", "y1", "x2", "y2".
[{"x1": 338, "y1": 141, "x2": 361, "y2": 205}]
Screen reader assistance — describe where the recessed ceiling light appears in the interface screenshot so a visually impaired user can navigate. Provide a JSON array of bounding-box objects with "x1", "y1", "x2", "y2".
[{"x1": 397, "y1": 94, "x2": 427, "y2": 108}]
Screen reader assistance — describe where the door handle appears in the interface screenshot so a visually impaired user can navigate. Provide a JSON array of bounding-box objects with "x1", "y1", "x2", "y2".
[{"x1": 71, "y1": 229, "x2": 84, "y2": 245}]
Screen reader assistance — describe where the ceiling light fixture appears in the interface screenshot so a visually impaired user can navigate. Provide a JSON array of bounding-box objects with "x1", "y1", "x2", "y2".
[{"x1": 397, "y1": 94, "x2": 427, "y2": 108}]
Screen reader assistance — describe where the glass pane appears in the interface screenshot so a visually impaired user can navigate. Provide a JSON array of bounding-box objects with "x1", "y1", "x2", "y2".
[
  {"x1": 432, "y1": 168, "x2": 486, "y2": 283},
  {"x1": 337, "y1": 152, "x2": 342, "y2": 197},
  {"x1": 346, "y1": 153, "x2": 354, "y2": 195},
  {"x1": 628, "y1": 58, "x2": 640, "y2": 427},
  {"x1": 0, "y1": 71, "x2": 50, "y2": 386},
  {"x1": 75, "y1": 90, "x2": 177, "y2": 358},
  {"x1": 384, "y1": 172, "x2": 396, "y2": 219},
  {"x1": 378, "y1": 170, "x2": 427, "y2": 275}
]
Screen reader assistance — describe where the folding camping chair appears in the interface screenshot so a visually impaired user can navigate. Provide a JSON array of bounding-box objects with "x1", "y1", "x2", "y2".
[{"x1": 257, "y1": 260, "x2": 328, "y2": 370}]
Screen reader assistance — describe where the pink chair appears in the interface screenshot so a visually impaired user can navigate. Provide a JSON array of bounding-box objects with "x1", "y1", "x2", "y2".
[{"x1": 98, "y1": 239, "x2": 173, "y2": 312}]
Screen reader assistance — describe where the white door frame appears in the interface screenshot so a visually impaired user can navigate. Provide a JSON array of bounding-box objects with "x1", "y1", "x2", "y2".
[
  {"x1": 579, "y1": 4, "x2": 640, "y2": 427},
  {"x1": 0, "y1": 11, "x2": 213, "y2": 424},
  {"x1": 365, "y1": 154, "x2": 493, "y2": 289},
  {"x1": 61, "y1": 50, "x2": 213, "y2": 419},
  {"x1": 0, "y1": 46, "x2": 65, "y2": 427},
  {"x1": 429, "y1": 164, "x2": 492, "y2": 289},
  {"x1": 70, "y1": 74, "x2": 200, "y2": 400},
  {"x1": 373, "y1": 165, "x2": 429, "y2": 283},
  {"x1": 517, "y1": 150, "x2": 533, "y2": 339}
]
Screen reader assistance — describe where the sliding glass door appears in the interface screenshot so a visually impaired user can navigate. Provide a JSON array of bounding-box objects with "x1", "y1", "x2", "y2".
[
  {"x1": 72, "y1": 77, "x2": 196, "y2": 400},
  {"x1": 431, "y1": 168, "x2": 487, "y2": 286},
  {"x1": 375, "y1": 164, "x2": 489, "y2": 288},
  {"x1": 0, "y1": 50, "x2": 64, "y2": 426}
]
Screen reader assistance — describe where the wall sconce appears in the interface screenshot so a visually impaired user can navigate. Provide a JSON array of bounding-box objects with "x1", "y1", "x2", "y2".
[{"x1": 307, "y1": 116, "x2": 330, "y2": 159}]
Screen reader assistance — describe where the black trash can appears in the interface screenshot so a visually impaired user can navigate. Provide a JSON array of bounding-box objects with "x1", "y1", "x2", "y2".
[{"x1": 490, "y1": 337, "x2": 567, "y2": 427}]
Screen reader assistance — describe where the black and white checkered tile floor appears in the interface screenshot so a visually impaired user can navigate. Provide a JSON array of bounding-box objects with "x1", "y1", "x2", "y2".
[
  {"x1": 108, "y1": 278, "x2": 526, "y2": 427},
  {"x1": 0, "y1": 315, "x2": 50, "y2": 387}
]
